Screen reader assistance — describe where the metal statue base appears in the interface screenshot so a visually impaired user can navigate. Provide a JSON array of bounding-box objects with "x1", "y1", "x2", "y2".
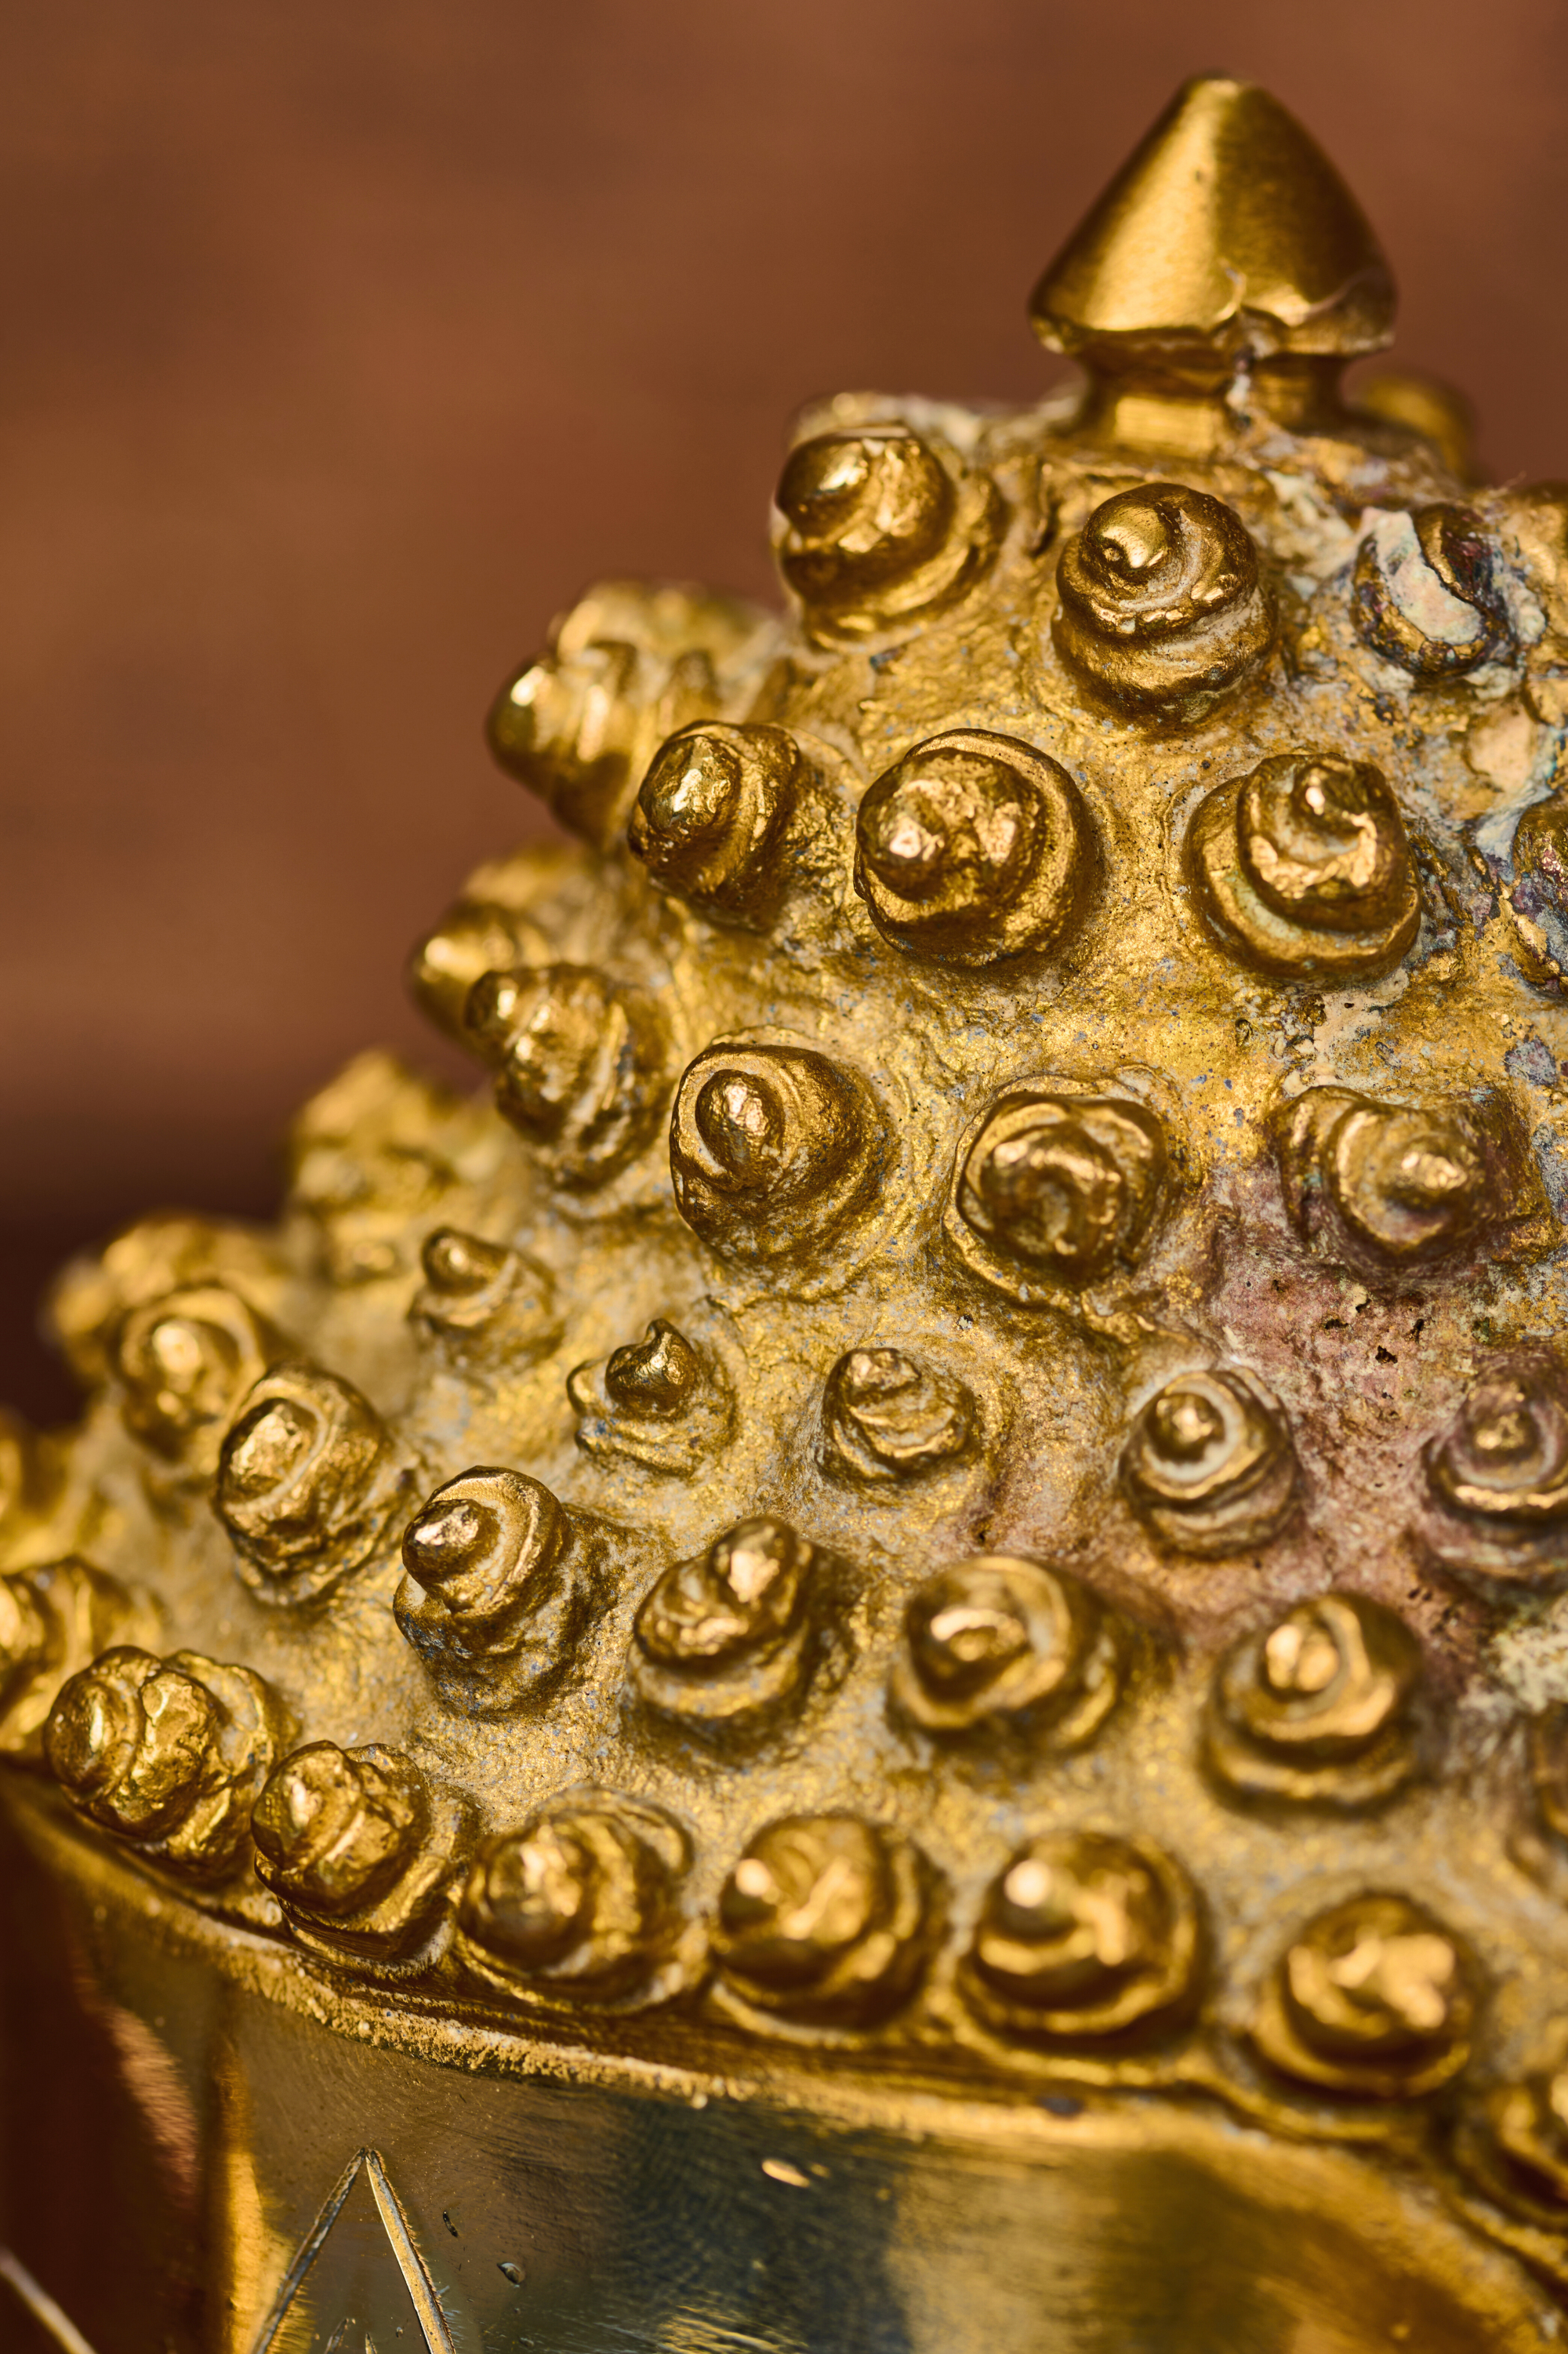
[{"x1": 0, "y1": 1782, "x2": 1555, "y2": 2354}]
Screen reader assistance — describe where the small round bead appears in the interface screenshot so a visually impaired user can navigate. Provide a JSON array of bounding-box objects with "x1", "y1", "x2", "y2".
[
  {"x1": 252, "y1": 1741, "x2": 469, "y2": 1960},
  {"x1": 821, "y1": 1347, "x2": 975, "y2": 1484},
  {"x1": 630, "y1": 1516, "x2": 835, "y2": 1739},
  {"x1": 713, "y1": 1813, "x2": 938, "y2": 2026},
  {"x1": 853, "y1": 730, "x2": 1094, "y2": 966},
  {"x1": 113, "y1": 1284, "x2": 282, "y2": 1478},
  {"x1": 774, "y1": 424, "x2": 1000, "y2": 644},
  {"x1": 949, "y1": 1084, "x2": 1171, "y2": 1299},
  {"x1": 1188, "y1": 752, "x2": 1420, "y2": 981},
  {"x1": 464, "y1": 964, "x2": 670, "y2": 1189},
  {"x1": 1272, "y1": 1085, "x2": 1543, "y2": 1273},
  {"x1": 456, "y1": 1793, "x2": 695, "y2": 2009},
  {"x1": 1122, "y1": 1368, "x2": 1298, "y2": 1557},
  {"x1": 670, "y1": 1037, "x2": 886, "y2": 1267},
  {"x1": 1249, "y1": 1892, "x2": 1475, "y2": 2098},
  {"x1": 568, "y1": 1320, "x2": 733, "y2": 1477},
  {"x1": 1414, "y1": 1353, "x2": 1568, "y2": 1591},
  {"x1": 629, "y1": 723, "x2": 812, "y2": 926},
  {"x1": 960, "y1": 1831, "x2": 1200, "y2": 2043},
  {"x1": 888, "y1": 1556, "x2": 1124, "y2": 1748},
  {"x1": 216, "y1": 1363, "x2": 412, "y2": 1606},
  {"x1": 410, "y1": 1229, "x2": 561, "y2": 1368},
  {"x1": 45, "y1": 1645, "x2": 285, "y2": 1880},
  {"x1": 1054, "y1": 483, "x2": 1273, "y2": 720},
  {"x1": 1204, "y1": 1593, "x2": 1423, "y2": 1807},
  {"x1": 397, "y1": 1468, "x2": 593, "y2": 1715}
]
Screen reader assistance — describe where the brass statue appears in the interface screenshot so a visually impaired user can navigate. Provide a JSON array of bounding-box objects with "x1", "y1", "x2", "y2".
[{"x1": 5, "y1": 73, "x2": 1568, "y2": 2352}]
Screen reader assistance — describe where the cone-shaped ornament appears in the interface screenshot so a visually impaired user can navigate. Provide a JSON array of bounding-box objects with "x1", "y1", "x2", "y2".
[{"x1": 1032, "y1": 76, "x2": 1395, "y2": 439}]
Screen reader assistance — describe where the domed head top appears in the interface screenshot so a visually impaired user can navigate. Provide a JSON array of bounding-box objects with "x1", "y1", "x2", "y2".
[{"x1": 1031, "y1": 78, "x2": 1394, "y2": 434}]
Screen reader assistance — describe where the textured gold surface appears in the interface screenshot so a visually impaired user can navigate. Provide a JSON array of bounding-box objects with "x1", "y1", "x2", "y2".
[{"x1": 6, "y1": 69, "x2": 1568, "y2": 2351}]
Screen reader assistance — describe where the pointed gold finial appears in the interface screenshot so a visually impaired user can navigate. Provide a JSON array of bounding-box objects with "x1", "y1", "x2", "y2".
[{"x1": 1032, "y1": 78, "x2": 1395, "y2": 451}]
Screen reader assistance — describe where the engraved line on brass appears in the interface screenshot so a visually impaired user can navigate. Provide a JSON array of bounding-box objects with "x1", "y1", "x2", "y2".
[
  {"x1": 365, "y1": 2150, "x2": 456, "y2": 2354},
  {"x1": 249, "y1": 2146, "x2": 454, "y2": 2354},
  {"x1": 249, "y1": 2146, "x2": 363, "y2": 2354}
]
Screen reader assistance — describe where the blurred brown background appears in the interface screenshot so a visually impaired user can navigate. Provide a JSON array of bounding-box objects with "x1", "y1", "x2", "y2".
[{"x1": 2, "y1": 0, "x2": 1566, "y2": 1422}]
